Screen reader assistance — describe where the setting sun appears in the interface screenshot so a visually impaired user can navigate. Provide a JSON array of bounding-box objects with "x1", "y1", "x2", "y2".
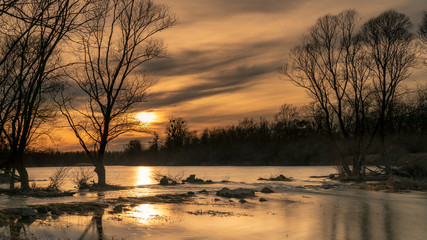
[{"x1": 136, "y1": 112, "x2": 157, "y2": 123}]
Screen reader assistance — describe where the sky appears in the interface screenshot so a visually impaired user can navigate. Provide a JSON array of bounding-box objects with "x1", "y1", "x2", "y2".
[{"x1": 51, "y1": 0, "x2": 426, "y2": 151}]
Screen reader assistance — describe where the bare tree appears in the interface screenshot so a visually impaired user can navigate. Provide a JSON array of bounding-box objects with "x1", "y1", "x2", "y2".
[
  {"x1": 58, "y1": 0, "x2": 175, "y2": 185},
  {"x1": 280, "y1": 10, "x2": 370, "y2": 177},
  {"x1": 0, "y1": 0, "x2": 94, "y2": 190},
  {"x1": 361, "y1": 10, "x2": 416, "y2": 174},
  {"x1": 281, "y1": 9, "x2": 416, "y2": 178}
]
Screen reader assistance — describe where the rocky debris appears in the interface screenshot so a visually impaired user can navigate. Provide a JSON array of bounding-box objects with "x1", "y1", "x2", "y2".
[
  {"x1": 258, "y1": 174, "x2": 292, "y2": 181},
  {"x1": 216, "y1": 188, "x2": 255, "y2": 198},
  {"x1": 260, "y1": 187, "x2": 274, "y2": 193},
  {"x1": 183, "y1": 175, "x2": 213, "y2": 184},
  {"x1": 259, "y1": 198, "x2": 268, "y2": 202},
  {"x1": 22, "y1": 208, "x2": 37, "y2": 218}
]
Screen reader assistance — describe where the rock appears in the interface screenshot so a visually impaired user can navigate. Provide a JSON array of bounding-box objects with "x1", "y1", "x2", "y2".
[
  {"x1": 160, "y1": 176, "x2": 177, "y2": 185},
  {"x1": 259, "y1": 174, "x2": 292, "y2": 181},
  {"x1": 187, "y1": 175, "x2": 196, "y2": 181},
  {"x1": 113, "y1": 205, "x2": 124, "y2": 213},
  {"x1": 37, "y1": 206, "x2": 48, "y2": 214},
  {"x1": 259, "y1": 198, "x2": 268, "y2": 202},
  {"x1": 260, "y1": 187, "x2": 274, "y2": 193},
  {"x1": 216, "y1": 188, "x2": 255, "y2": 198},
  {"x1": 187, "y1": 191, "x2": 195, "y2": 195},
  {"x1": 239, "y1": 199, "x2": 247, "y2": 203},
  {"x1": 198, "y1": 189, "x2": 209, "y2": 194},
  {"x1": 214, "y1": 198, "x2": 221, "y2": 202},
  {"x1": 22, "y1": 208, "x2": 37, "y2": 218},
  {"x1": 184, "y1": 175, "x2": 213, "y2": 184}
]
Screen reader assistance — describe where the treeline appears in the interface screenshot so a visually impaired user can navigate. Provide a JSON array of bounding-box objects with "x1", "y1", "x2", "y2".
[
  {"x1": 122, "y1": 92, "x2": 427, "y2": 166},
  {"x1": 4, "y1": 92, "x2": 426, "y2": 167}
]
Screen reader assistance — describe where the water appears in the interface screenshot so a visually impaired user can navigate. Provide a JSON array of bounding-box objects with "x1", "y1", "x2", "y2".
[{"x1": 1, "y1": 166, "x2": 426, "y2": 240}]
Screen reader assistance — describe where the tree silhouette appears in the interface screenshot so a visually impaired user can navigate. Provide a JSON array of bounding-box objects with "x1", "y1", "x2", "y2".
[
  {"x1": 361, "y1": 10, "x2": 416, "y2": 174},
  {"x1": 58, "y1": 0, "x2": 175, "y2": 185},
  {"x1": 280, "y1": 10, "x2": 416, "y2": 178},
  {"x1": 0, "y1": 0, "x2": 95, "y2": 190},
  {"x1": 165, "y1": 117, "x2": 188, "y2": 149}
]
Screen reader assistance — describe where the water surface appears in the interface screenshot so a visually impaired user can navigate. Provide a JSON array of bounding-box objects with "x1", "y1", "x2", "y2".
[{"x1": 0, "y1": 166, "x2": 426, "y2": 240}]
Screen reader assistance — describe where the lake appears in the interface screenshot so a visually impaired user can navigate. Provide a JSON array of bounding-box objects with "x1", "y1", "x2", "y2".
[{"x1": 1, "y1": 166, "x2": 426, "y2": 239}]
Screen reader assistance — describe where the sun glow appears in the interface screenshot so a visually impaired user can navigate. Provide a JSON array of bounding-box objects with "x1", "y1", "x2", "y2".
[{"x1": 136, "y1": 112, "x2": 157, "y2": 123}]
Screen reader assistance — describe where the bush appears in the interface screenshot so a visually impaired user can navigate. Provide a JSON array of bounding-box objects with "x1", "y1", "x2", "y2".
[{"x1": 73, "y1": 167, "x2": 94, "y2": 189}]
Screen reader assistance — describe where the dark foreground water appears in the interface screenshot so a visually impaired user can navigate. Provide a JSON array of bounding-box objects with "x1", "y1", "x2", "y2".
[{"x1": 0, "y1": 166, "x2": 426, "y2": 240}]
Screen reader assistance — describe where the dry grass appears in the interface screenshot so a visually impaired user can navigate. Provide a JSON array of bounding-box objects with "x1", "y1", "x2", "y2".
[{"x1": 47, "y1": 166, "x2": 70, "y2": 191}]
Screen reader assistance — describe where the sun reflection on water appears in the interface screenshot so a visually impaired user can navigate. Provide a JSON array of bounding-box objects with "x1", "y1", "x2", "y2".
[
  {"x1": 130, "y1": 204, "x2": 162, "y2": 225},
  {"x1": 135, "y1": 167, "x2": 156, "y2": 186}
]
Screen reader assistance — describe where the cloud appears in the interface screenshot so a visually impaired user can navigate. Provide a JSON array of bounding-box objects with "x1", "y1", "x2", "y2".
[
  {"x1": 145, "y1": 61, "x2": 275, "y2": 108},
  {"x1": 160, "y1": 0, "x2": 310, "y2": 24},
  {"x1": 144, "y1": 39, "x2": 285, "y2": 77}
]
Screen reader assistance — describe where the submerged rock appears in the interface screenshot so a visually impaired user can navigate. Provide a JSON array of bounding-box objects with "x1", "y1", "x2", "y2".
[
  {"x1": 260, "y1": 187, "x2": 274, "y2": 193},
  {"x1": 216, "y1": 187, "x2": 255, "y2": 198},
  {"x1": 259, "y1": 174, "x2": 292, "y2": 182},
  {"x1": 183, "y1": 175, "x2": 213, "y2": 184}
]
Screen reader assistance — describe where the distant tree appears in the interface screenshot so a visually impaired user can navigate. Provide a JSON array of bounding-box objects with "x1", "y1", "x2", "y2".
[
  {"x1": 273, "y1": 104, "x2": 304, "y2": 138},
  {"x1": 58, "y1": 0, "x2": 175, "y2": 185},
  {"x1": 124, "y1": 139, "x2": 143, "y2": 156},
  {"x1": 165, "y1": 117, "x2": 188, "y2": 149},
  {"x1": 148, "y1": 131, "x2": 159, "y2": 151}
]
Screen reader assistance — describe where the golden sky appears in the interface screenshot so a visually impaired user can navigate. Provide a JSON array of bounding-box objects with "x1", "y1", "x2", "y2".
[{"x1": 50, "y1": 0, "x2": 426, "y2": 151}]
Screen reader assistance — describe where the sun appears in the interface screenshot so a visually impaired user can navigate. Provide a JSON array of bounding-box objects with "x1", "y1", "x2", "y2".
[{"x1": 136, "y1": 112, "x2": 157, "y2": 123}]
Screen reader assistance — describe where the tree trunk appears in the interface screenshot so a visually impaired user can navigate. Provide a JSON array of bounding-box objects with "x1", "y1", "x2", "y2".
[
  {"x1": 15, "y1": 153, "x2": 29, "y2": 191},
  {"x1": 94, "y1": 162, "x2": 106, "y2": 186},
  {"x1": 9, "y1": 167, "x2": 15, "y2": 191},
  {"x1": 379, "y1": 121, "x2": 391, "y2": 175},
  {"x1": 380, "y1": 135, "x2": 391, "y2": 175}
]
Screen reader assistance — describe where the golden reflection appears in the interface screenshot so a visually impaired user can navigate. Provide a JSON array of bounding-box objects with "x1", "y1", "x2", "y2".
[
  {"x1": 136, "y1": 167, "x2": 156, "y2": 185},
  {"x1": 130, "y1": 204, "x2": 162, "y2": 225}
]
